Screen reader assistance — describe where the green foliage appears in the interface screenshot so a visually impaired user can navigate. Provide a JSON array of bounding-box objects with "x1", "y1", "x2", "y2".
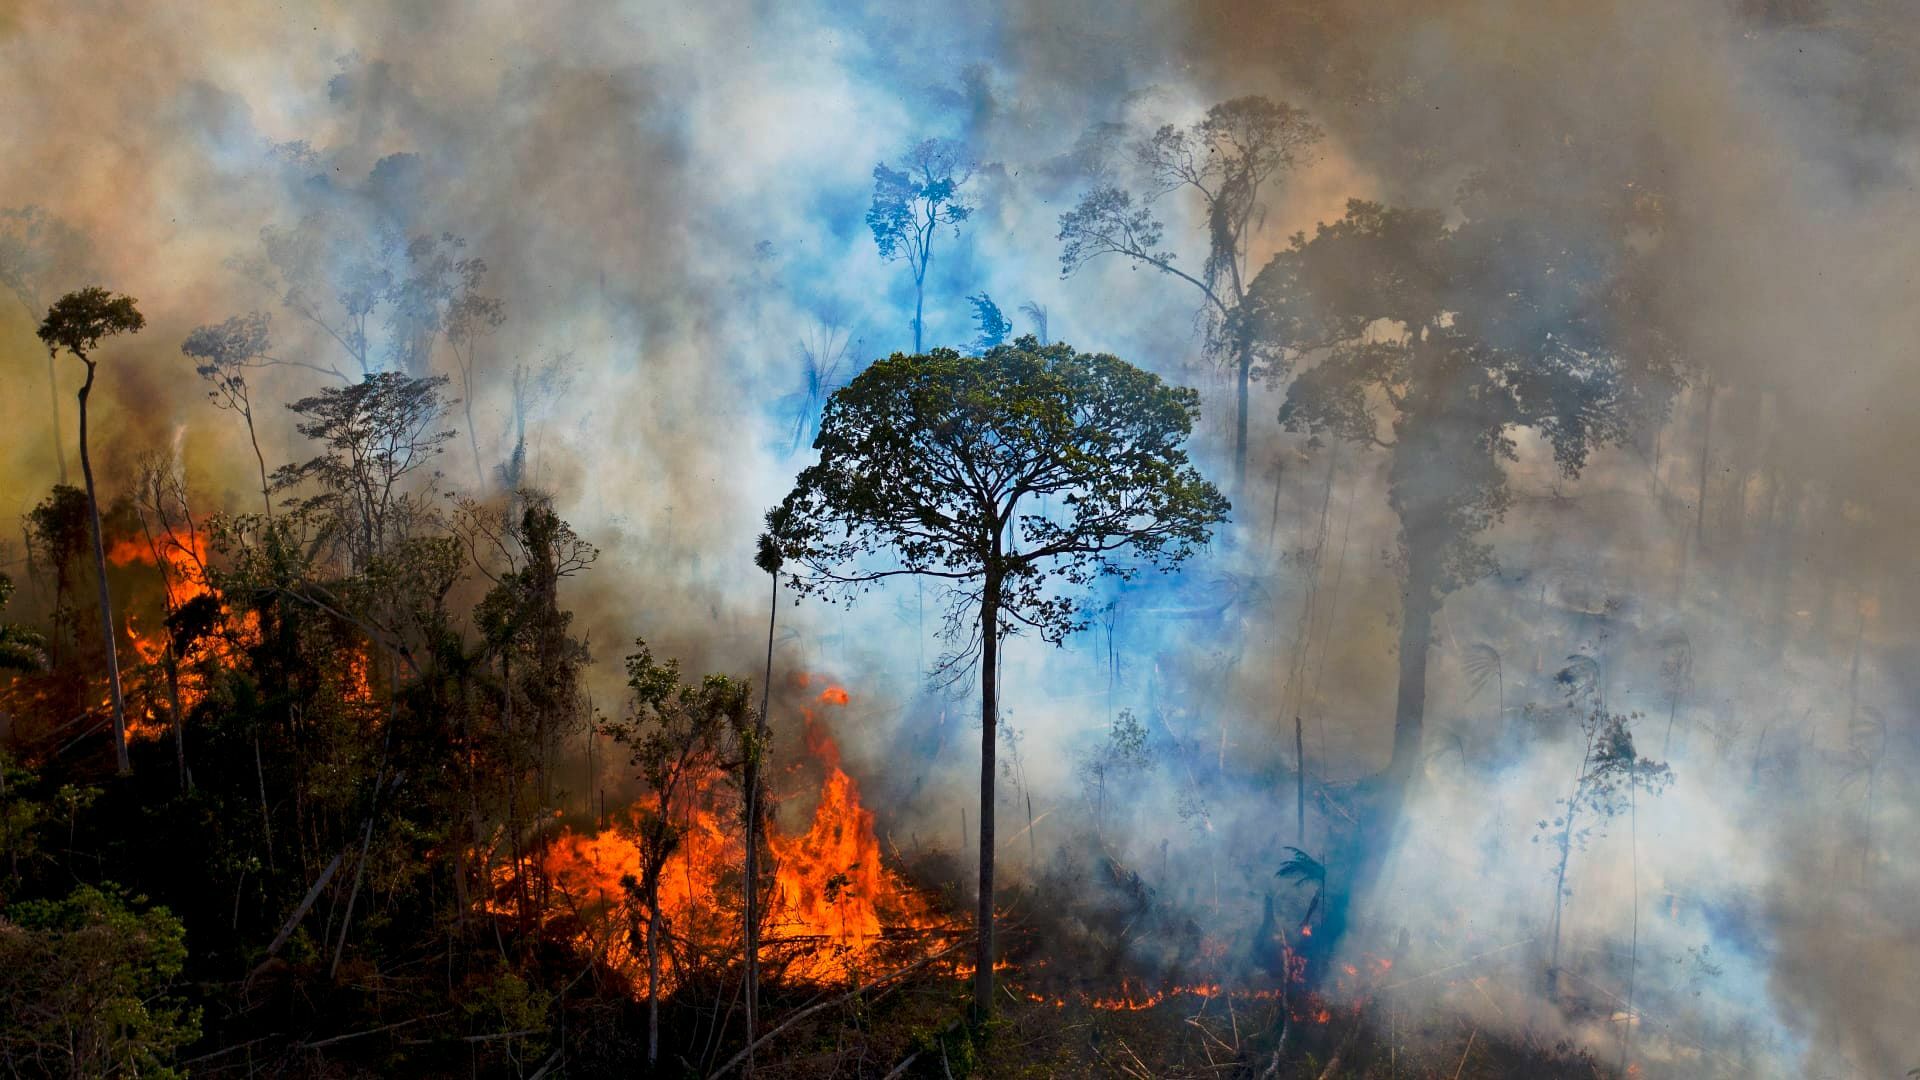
[
  {"x1": 0, "y1": 885, "x2": 199, "y2": 1078},
  {"x1": 768, "y1": 338, "x2": 1229, "y2": 649},
  {"x1": 272, "y1": 371, "x2": 456, "y2": 567},
  {"x1": 0, "y1": 575, "x2": 46, "y2": 673},
  {"x1": 36, "y1": 285, "x2": 145, "y2": 361}
]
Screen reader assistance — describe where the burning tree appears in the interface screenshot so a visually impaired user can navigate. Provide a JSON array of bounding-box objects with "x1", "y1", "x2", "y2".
[
  {"x1": 766, "y1": 337, "x2": 1229, "y2": 1017},
  {"x1": 37, "y1": 287, "x2": 146, "y2": 774},
  {"x1": 601, "y1": 641, "x2": 752, "y2": 1068}
]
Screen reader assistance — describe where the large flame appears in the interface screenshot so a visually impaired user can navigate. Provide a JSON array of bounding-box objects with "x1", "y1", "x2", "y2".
[
  {"x1": 107, "y1": 531, "x2": 259, "y2": 740},
  {"x1": 502, "y1": 681, "x2": 942, "y2": 998}
]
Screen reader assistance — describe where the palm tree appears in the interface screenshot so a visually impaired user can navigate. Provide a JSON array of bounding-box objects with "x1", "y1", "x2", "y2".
[{"x1": 38, "y1": 287, "x2": 146, "y2": 773}]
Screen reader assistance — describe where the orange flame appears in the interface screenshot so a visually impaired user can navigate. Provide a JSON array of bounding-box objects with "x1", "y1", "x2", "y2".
[{"x1": 498, "y1": 681, "x2": 941, "y2": 998}]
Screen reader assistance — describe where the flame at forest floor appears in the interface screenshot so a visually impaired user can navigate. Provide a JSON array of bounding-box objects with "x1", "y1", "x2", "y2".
[{"x1": 501, "y1": 681, "x2": 950, "y2": 997}]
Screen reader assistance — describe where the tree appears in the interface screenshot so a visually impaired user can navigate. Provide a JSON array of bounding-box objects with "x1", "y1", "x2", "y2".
[
  {"x1": 867, "y1": 138, "x2": 974, "y2": 353},
  {"x1": 1247, "y1": 190, "x2": 1677, "y2": 952},
  {"x1": 0, "y1": 885, "x2": 199, "y2": 1078},
  {"x1": 1058, "y1": 97, "x2": 1322, "y2": 497},
  {"x1": 273, "y1": 371, "x2": 456, "y2": 573},
  {"x1": 38, "y1": 287, "x2": 146, "y2": 774},
  {"x1": 0, "y1": 576, "x2": 47, "y2": 674},
  {"x1": 966, "y1": 292, "x2": 1012, "y2": 354},
  {"x1": 182, "y1": 312, "x2": 278, "y2": 518},
  {"x1": 767, "y1": 338, "x2": 1228, "y2": 1016},
  {"x1": 602, "y1": 642, "x2": 750, "y2": 1067},
  {"x1": 1531, "y1": 668, "x2": 1671, "y2": 1005},
  {"x1": 742, "y1": 532, "x2": 782, "y2": 1076},
  {"x1": 0, "y1": 206, "x2": 89, "y2": 484}
]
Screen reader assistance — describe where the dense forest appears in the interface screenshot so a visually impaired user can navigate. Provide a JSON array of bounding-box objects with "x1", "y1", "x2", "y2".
[{"x1": 1, "y1": 2, "x2": 1916, "y2": 1077}]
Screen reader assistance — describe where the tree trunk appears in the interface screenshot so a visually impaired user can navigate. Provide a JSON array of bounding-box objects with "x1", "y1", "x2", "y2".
[
  {"x1": 244, "y1": 406, "x2": 273, "y2": 520},
  {"x1": 47, "y1": 351, "x2": 68, "y2": 484},
  {"x1": 1677, "y1": 374, "x2": 1715, "y2": 600},
  {"x1": 1234, "y1": 347, "x2": 1252, "y2": 502},
  {"x1": 647, "y1": 900, "x2": 663, "y2": 1066},
  {"x1": 973, "y1": 571, "x2": 1001, "y2": 1017},
  {"x1": 744, "y1": 570, "x2": 777, "y2": 1075},
  {"x1": 1387, "y1": 562, "x2": 1437, "y2": 791},
  {"x1": 77, "y1": 359, "x2": 130, "y2": 774},
  {"x1": 1311, "y1": 551, "x2": 1436, "y2": 983},
  {"x1": 913, "y1": 275, "x2": 926, "y2": 355}
]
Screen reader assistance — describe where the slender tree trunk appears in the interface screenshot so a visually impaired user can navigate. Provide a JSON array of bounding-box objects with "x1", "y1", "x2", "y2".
[
  {"x1": 1235, "y1": 348, "x2": 1252, "y2": 501},
  {"x1": 243, "y1": 405, "x2": 273, "y2": 520},
  {"x1": 647, "y1": 899, "x2": 663, "y2": 1066},
  {"x1": 1295, "y1": 715, "x2": 1306, "y2": 848},
  {"x1": 1677, "y1": 374, "x2": 1715, "y2": 600},
  {"x1": 744, "y1": 570, "x2": 777, "y2": 1075},
  {"x1": 913, "y1": 272, "x2": 926, "y2": 355},
  {"x1": 973, "y1": 571, "x2": 1001, "y2": 1017},
  {"x1": 163, "y1": 648, "x2": 187, "y2": 792},
  {"x1": 77, "y1": 359, "x2": 130, "y2": 773},
  {"x1": 48, "y1": 351, "x2": 68, "y2": 484}
]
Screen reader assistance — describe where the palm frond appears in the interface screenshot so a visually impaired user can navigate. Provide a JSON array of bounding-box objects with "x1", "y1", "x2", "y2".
[
  {"x1": 1461, "y1": 642, "x2": 1502, "y2": 701},
  {"x1": 1276, "y1": 846, "x2": 1325, "y2": 888}
]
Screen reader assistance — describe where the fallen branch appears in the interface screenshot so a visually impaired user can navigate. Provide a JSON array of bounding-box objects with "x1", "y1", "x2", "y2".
[
  {"x1": 247, "y1": 850, "x2": 345, "y2": 983},
  {"x1": 708, "y1": 939, "x2": 965, "y2": 1078},
  {"x1": 297, "y1": 1011, "x2": 450, "y2": 1050}
]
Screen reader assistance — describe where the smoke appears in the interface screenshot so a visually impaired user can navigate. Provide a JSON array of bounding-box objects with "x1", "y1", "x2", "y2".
[{"x1": 2, "y1": 1, "x2": 1916, "y2": 1074}]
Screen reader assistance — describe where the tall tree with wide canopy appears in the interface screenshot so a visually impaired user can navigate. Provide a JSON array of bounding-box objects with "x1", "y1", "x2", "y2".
[
  {"x1": 1243, "y1": 186, "x2": 1678, "y2": 952},
  {"x1": 38, "y1": 287, "x2": 146, "y2": 773},
  {"x1": 1059, "y1": 97, "x2": 1321, "y2": 498},
  {"x1": 766, "y1": 338, "x2": 1229, "y2": 1016}
]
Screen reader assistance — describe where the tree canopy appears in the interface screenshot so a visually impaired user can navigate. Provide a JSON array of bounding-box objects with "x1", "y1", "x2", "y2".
[{"x1": 767, "y1": 337, "x2": 1230, "y2": 647}]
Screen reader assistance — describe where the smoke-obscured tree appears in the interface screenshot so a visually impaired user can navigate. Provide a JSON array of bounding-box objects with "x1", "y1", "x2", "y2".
[
  {"x1": 867, "y1": 138, "x2": 974, "y2": 353},
  {"x1": 182, "y1": 312, "x2": 278, "y2": 518},
  {"x1": 38, "y1": 287, "x2": 146, "y2": 774},
  {"x1": 241, "y1": 213, "x2": 495, "y2": 383},
  {"x1": 1532, "y1": 664, "x2": 1671, "y2": 1004},
  {"x1": 498, "y1": 351, "x2": 572, "y2": 491},
  {"x1": 777, "y1": 321, "x2": 853, "y2": 457},
  {"x1": 444, "y1": 268, "x2": 505, "y2": 487},
  {"x1": 966, "y1": 292, "x2": 1012, "y2": 354},
  {"x1": 602, "y1": 642, "x2": 750, "y2": 1067},
  {"x1": 0, "y1": 206, "x2": 89, "y2": 484},
  {"x1": 766, "y1": 338, "x2": 1229, "y2": 1016},
  {"x1": 1018, "y1": 299, "x2": 1048, "y2": 345},
  {"x1": 1058, "y1": 97, "x2": 1322, "y2": 497},
  {"x1": 1246, "y1": 190, "x2": 1677, "y2": 906},
  {"x1": 1233, "y1": 188, "x2": 1682, "y2": 981}
]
